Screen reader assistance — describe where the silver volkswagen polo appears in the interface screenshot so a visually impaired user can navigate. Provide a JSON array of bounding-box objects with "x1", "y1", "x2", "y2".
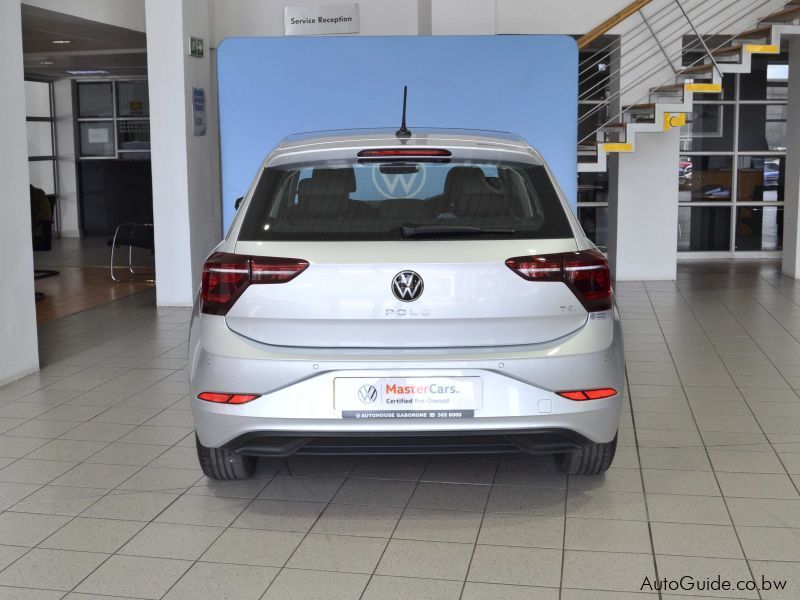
[{"x1": 189, "y1": 128, "x2": 624, "y2": 479}]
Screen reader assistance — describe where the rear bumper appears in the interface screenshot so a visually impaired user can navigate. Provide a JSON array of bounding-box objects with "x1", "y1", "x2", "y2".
[
  {"x1": 189, "y1": 310, "x2": 624, "y2": 449},
  {"x1": 225, "y1": 429, "x2": 594, "y2": 457}
]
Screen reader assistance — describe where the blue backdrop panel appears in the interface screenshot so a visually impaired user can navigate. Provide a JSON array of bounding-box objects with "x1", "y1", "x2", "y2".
[{"x1": 217, "y1": 35, "x2": 578, "y2": 230}]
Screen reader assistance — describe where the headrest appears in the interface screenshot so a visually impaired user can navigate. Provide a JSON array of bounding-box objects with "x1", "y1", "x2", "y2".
[
  {"x1": 298, "y1": 167, "x2": 356, "y2": 197},
  {"x1": 443, "y1": 166, "x2": 495, "y2": 196}
]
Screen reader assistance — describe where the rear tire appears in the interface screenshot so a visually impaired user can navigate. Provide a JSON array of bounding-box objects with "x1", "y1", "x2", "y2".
[
  {"x1": 196, "y1": 434, "x2": 256, "y2": 480},
  {"x1": 556, "y1": 434, "x2": 617, "y2": 475}
]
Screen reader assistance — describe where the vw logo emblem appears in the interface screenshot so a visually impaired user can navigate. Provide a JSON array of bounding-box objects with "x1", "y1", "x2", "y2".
[
  {"x1": 358, "y1": 385, "x2": 378, "y2": 404},
  {"x1": 392, "y1": 271, "x2": 424, "y2": 302}
]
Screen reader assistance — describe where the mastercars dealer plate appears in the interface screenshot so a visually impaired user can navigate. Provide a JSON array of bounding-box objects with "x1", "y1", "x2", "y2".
[{"x1": 335, "y1": 376, "x2": 482, "y2": 419}]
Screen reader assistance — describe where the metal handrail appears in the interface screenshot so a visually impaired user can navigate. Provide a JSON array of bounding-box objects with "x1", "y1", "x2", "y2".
[
  {"x1": 578, "y1": 0, "x2": 774, "y2": 145},
  {"x1": 578, "y1": 0, "x2": 655, "y2": 48},
  {"x1": 577, "y1": 0, "x2": 773, "y2": 134}
]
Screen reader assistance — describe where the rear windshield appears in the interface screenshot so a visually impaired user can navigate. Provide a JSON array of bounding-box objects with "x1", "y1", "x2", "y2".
[{"x1": 238, "y1": 159, "x2": 573, "y2": 241}]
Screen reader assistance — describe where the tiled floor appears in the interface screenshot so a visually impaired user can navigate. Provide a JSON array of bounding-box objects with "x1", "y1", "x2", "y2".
[{"x1": 0, "y1": 260, "x2": 799, "y2": 599}]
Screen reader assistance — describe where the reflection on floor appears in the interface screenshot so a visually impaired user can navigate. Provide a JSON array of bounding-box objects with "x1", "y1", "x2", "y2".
[
  {"x1": 34, "y1": 236, "x2": 155, "y2": 323},
  {"x1": 0, "y1": 260, "x2": 798, "y2": 598}
]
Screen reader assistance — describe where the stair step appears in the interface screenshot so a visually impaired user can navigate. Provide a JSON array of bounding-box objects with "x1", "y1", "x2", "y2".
[
  {"x1": 711, "y1": 45, "x2": 743, "y2": 56},
  {"x1": 736, "y1": 25, "x2": 773, "y2": 40},
  {"x1": 760, "y1": 5, "x2": 800, "y2": 22},
  {"x1": 681, "y1": 63, "x2": 715, "y2": 75},
  {"x1": 651, "y1": 83, "x2": 684, "y2": 93},
  {"x1": 624, "y1": 103, "x2": 656, "y2": 111}
]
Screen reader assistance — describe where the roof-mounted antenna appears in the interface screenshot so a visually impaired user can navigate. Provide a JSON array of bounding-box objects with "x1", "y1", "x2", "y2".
[{"x1": 395, "y1": 85, "x2": 411, "y2": 139}]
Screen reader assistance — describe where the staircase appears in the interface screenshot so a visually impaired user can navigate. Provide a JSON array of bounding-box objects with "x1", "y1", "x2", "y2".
[{"x1": 579, "y1": 0, "x2": 800, "y2": 172}]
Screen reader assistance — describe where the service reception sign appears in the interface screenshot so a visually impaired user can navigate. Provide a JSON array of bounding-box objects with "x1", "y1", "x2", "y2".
[{"x1": 284, "y1": 4, "x2": 359, "y2": 35}]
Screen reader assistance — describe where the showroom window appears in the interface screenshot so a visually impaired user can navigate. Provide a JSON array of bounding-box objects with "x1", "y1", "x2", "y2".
[
  {"x1": 26, "y1": 79, "x2": 59, "y2": 231},
  {"x1": 77, "y1": 80, "x2": 150, "y2": 159},
  {"x1": 578, "y1": 47, "x2": 613, "y2": 247},
  {"x1": 678, "y1": 51, "x2": 787, "y2": 255}
]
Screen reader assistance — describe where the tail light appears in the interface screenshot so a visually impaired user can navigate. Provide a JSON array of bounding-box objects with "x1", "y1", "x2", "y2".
[
  {"x1": 201, "y1": 252, "x2": 308, "y2": 315},
  {"x1": 198, "y1": 392, "x2": 260, "y2": 404},
  {"x1": 505, "y1": 249, "x2": 612, "y2": 311},
  {"x1": 558, "y1": 388, "x2": 617, "y2": 401}
]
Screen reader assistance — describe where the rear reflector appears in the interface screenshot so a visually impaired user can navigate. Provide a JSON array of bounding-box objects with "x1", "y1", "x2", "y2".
[
  {"x1": 557, "y1": 388, "x2": 617, "y2": 401},
  {"x1": 506, "y1": 249, "x2": 612, "y2": 311},
  {"x1": 198, "y1": 392, "x2": 260, "y2": 404},
  {"x1": 201, "y1": 252, "x2": 308, "y2": 315},
  {"x1": 357, "y1": 148, "x2": 451, "y2": 157}
]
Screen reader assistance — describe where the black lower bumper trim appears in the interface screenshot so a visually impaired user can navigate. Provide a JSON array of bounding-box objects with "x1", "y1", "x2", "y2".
[{"x1": 227, "y1": 429, "x2": 592, "y2": 458}]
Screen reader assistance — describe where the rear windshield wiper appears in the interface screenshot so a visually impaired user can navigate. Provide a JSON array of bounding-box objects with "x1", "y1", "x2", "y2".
[{"x1": 400, "y1": 224, "x2": 516, "y2": 239}]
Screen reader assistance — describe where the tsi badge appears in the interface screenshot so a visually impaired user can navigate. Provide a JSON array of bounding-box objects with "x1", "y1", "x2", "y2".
[
  {"x1": 392, "y1": 271, "x2": 424, "y2": 302},
  {"x1": 357, "y1": 384, "x2": 378, "y2": 404}
]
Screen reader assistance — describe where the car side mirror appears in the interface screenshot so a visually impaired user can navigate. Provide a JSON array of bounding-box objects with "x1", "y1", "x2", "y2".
[{"x1": 234, "y1": 196, "x2": 244, "y2": 210}]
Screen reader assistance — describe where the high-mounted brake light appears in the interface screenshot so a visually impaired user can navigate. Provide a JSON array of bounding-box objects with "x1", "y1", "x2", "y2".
[
  {"x1": 357, "y1": 148, "x2": 451, "y2": 157},
  {"x1": 505, "y1": 249, "x2": 612, "y2": 311},
  {"x1": 201, "y1": 252, "x2": 308, "y2": 315},
  {"x1": 198, "y1": 392, "x2": 260, "y2": 404},
  {"x1": 558, "y1": 388, "x2": 617, "y2": 401}
]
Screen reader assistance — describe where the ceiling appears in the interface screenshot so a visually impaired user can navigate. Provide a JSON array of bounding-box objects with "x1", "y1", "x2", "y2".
[{"x1": 22, "y1": 4, "x2": 147, "y2": 79}]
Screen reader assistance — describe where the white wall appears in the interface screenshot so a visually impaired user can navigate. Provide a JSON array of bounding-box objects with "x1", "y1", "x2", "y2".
[
  {"x1": 213, "y1": 0, "x2": 420, "y2": 43},
  {"x1": 431, "y1": 0, "x2": 495, "y2": 35},
  {"x1": 147, "y1": 0, "x2": 221, "y2": 306},
  {"x1": 1, "y1": 0, "x2": 39, "y2": 385},
  {"x1": 53, "y1": 78, "x2": 80, "y2": 237},
  {"x1": 23, "y1": 0, "x2": 146, "y2": 32}
]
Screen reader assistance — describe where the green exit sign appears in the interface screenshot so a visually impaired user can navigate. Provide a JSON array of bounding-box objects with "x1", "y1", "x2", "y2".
[{"x1": 189, "y1": 36, "x2": 204, "y2": 58}]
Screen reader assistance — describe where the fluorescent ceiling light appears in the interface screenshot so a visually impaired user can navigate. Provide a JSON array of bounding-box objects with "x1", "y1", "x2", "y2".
[
  {"x1": 66, "y1": 69, "x2": 110, "y2": 75},
  {"x1": 51, "y1": 39, "x2": 72, "y2": 44},
  {"x1": 38, "y1": 59, "x2": 54, "y2": 65}
]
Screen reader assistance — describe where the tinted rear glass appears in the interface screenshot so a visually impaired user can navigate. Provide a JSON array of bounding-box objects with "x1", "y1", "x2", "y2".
[{"x1": 238, "y1": 159, "x2": 573, "y2": 241}]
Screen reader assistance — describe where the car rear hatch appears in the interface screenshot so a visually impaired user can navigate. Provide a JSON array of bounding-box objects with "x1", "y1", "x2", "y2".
[{"x1": 225, "y1": 239, "x2": 588, "y2": 348}]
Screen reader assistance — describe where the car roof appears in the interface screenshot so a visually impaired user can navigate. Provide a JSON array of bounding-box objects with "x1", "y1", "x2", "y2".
[
  {"x1": 267, "y1": 128, "x2": 540, "y2": 166},
  {"x1": 277, "y1": 128, "x2": 530, "y2": 151}
]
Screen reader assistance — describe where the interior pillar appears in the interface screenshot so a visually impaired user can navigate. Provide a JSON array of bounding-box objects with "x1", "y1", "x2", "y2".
[
  {"x1": 145, "y1": 0, "x2": 221, "y2": 306},
  {"x1": 0, "y1": 0, "x2": 40, "y2": 385},
  {"x1": 783, "y1": 37, "x2": 800, "y2": 279},
  {"x1": 609, "y1": 126, "x2": 680, "y2": 281}
]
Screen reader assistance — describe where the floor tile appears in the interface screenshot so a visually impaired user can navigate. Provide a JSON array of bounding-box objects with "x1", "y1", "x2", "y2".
[
  {"x1": 200, "y1": 528, "x2": 302, "y2": 567},
  {"x1": 363, "y1": 575, "x2": 463, "y2": 600},
  {"x1": 82, "y1": 491, "x2": 178, "y2": 521},
  {"x1": 231, "y1": 499, "x2": 325, "y2": 532},
  {"x1": 0, "y1": 512, "x2": 70, "y2": 546},
  {"x1": 394, "y1": 508, "x2": 483, "y2": 544},
  {"x1": 50, "y1": 463, "x2": 139, "y2": 489},
  {"x1": 650, "y1": 522, "x2": 744, "y2": 559},
  {"x1": 562, "y1": 550, "x2": 656, "y2": 594},
  {"x1": 565, "y1": 517, "x2": 652, "y2": 554},
  {"x1": 260, "y1": 568, "x2": 368, "y2": 600},
  {"x1": 467, "y1": 545, "x2": 561, "y2": 587},
  {"x1": 486, "y1": 485, "x2": 565, "y2": 516},
  {"x1": 258, "y1": 475, "x2": 344, "y2": 502},
  {"x1": 287, "y1": 533, "x2": 387, "y2": 573},
  {"x1": 655, "y1": 555, "x2": 758, "y2": 598},
  {"x1": 39, "y1": 517, "x2": 144, "y2": 553},
  {"x1": 332, "y1": 476, "x2": 415, "y2": 507},
  {"x1": 0, "y1": 459, "x2": 77, "y2": 485},
  {"x1": 377, "y1": 539, "x2": 474, "y2": 581},
  {"x1": 566, "y1": 489, "x2": 647, "y2": 521},
  {"x1": 155, "y1": 494, "x2": 249, "y2": 527},
  {"x1": 75, "y1": 555, "x2": 192, "y2": 600},
  {"x1": 409, "y1": 482, "x2": 491, "y2": 512},
  {"x1": 736, "y1": 527, "x2": 800, "y2": 562},
  {"x1": 163, "y1": 562, "x2": 277, "y2": 600},
  {"x1": 647, "y1": 493, "x2": 732, "y2": 525},
  {"x1": 0, "y1": 548, "x2": 107, "y2": 591},
  {"x1": 478, "y1": 513, "x2": 563, "y2": 549},
  {"x1": 462, "y1": 582, "x2": 559, "y2": 599},
  {"x1": 119, "y1": 522, "x2": 222, "y2": 560},
  {"x1": 311, "y1": 503, "x2": 402, "y2": 537}
]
